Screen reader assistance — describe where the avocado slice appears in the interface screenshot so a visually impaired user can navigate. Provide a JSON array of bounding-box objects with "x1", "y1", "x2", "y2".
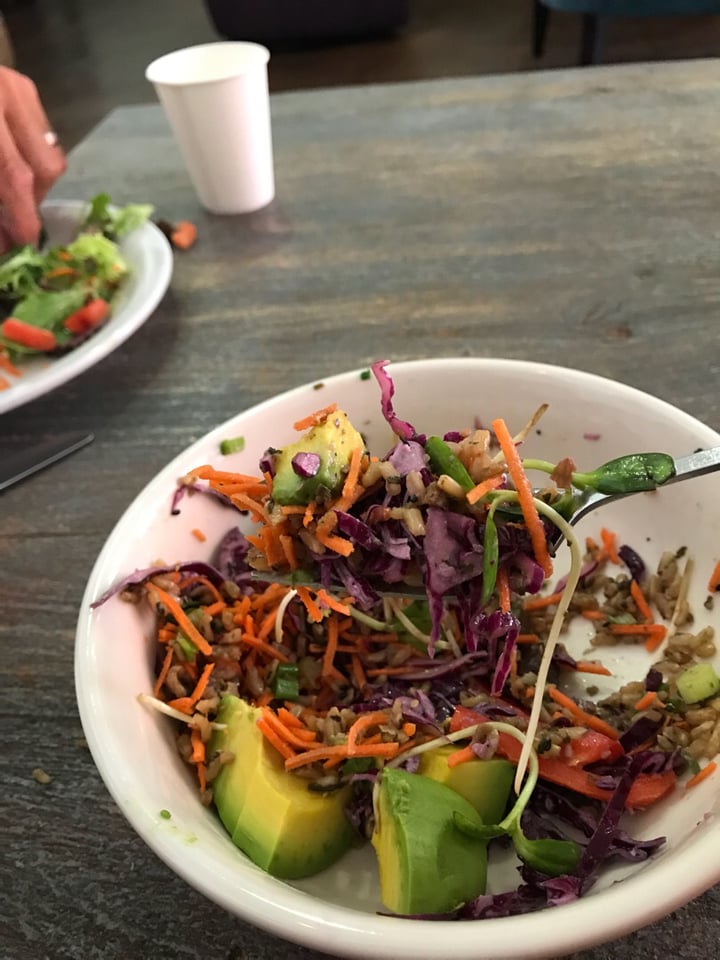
[
  {"x1": 271, "y1": 410, "x2": 365, "y2": 506},
  {"x1": 418, "y1": 745, "x2": 514, "y2": 824},
  {"x1": 209, "y1": 696, "x2": 354, "y2": 879},
  {"x1": 372, "y1": 767, "x2": 489, "y2": 915}
]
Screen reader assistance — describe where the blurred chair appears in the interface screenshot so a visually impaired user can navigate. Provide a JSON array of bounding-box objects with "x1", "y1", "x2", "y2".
[
  {"x1": 204, "y1": 0, "x2": 410, "y2": 45},
  {"x1": 533, "y1": 0, "x2": 720, "y2": 65},
  {"x1": 0, "y1": 14, "x2": 15, "y2": 67}
]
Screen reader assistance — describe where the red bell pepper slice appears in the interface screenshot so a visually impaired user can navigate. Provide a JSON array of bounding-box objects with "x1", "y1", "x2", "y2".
[
  {"x1": 450, "y1": 705, "x2": 675, "y2": 810},
  {"x1": 1, "y1": 318, "x2": 58, "y2": 352}
]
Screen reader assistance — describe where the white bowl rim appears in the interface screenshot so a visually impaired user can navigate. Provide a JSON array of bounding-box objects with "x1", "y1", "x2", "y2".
[{"x1": 75, "y1": 357, "x2": 720, "y2": 960}]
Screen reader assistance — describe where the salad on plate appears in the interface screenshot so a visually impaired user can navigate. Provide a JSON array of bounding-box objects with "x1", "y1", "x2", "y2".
[
  {"x1": 96, "y1": 360, "x2": 719, "y2": 918},
  {"x1": 0, "y1": 193, "x2": 198, "y2": 392}
]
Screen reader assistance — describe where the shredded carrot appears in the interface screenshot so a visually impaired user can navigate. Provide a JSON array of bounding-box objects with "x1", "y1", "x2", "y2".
[
  {"x1": 517, "y1": 633, "x2": 541, "y2": 644},
  {"x1": 285, "y1": 740, "x2": 400, "y2": 771},
  {"x1": 708, "y1": 560, "x2": 720, "y2": 593},
  {"x1": 630, "y1": 580, "x2": 654, "y2": 623},
  {"x1": 45, "y1": 265, "x2": 78, "y2": 279},
  {"x1": 296, "y1": 587, "x2": 323, "y2": 623},
  {"x1": 203, "y1": 600, "x2": 225, "y2": 618},
  {"x1": 0, "y1": 353, "x2": 21, "y2": 377},
  {"x1": 340, "y1": 445, "x2": 364, "y2": 503},
  {"x1": 190, "y1": 727, "x2": 205, "y2": 764},
  {"x1": 491, "y1": 417, "x2": 552, "y2": 578},
  {"x1": 303, "y1": 500, "x2": 316, "y2": 528},
  {"x1": 277, "y1": 707, "x2": 305, "y2": 729},
  {"x1": 279, "y1": 533, "x2": 298, "y2": 571},
  {"x1": 240, "y1": 632, "x2": 290, "y2": 662},
  {"x1": 315, "y1": 526, "x2": 354, "y2": 558},
  {"x1": 351, "y1": 653, "x2": 367, "y2": 691},
  {"x1": 608, "y1": 622, "x2": 668, "y2": 653},
  {"x1": 634, "y1": 690, "x2": 662, "y2": 711},
  {"x1": 547, "y1": 685, "x2": 620, "y2": 739},
  {"x1": 609, "y1": 623, "x2": 667, "y2": 637},
  {"x1": 523, "y1": 590, "x2": 564, "y2": 612},
  {"x1": 346, "y1": 710, "x2": 390, "y2": 755},
  {"x1": 0, "y1": 376, "x2": 9, "y2": 390},
  {"x1": 644, "y1": 625, "x2": 669, "y2": 653},
  {"x1": 600, "y1": 527, "x2": 620, "y2": 565},
  {"x1": 315, "y1": 588, "x2": 352, "y2": 616},
  {"x1": 581, "y1": 609, "x2": 606, "y2": 621},
  {"x1": 230, "y1": 492, "x2": 271, "y2": 525},
  {"x1": 402, "y1": 722, "x2": 417, "y2": 737},
  {"x1": 190, "y1": 466, "x2": 261, "y2": 483},
  {"x1": 255, "y1": 689, "x2": 273, "y2": 708},
  {"x1": 575, "y1": 660, "x2": 612, "y2": 677},
  {"x1": 686, "y1": 761, "x2": 717, "y2": 789},
  {"x1": 153, "y1": 647, "x2": 174, "y2": 697},
  {"x1": 191, "y1": 528, "x2": 206, "y2": 543},
  {"x1": 257, "y1": 717, "x2": 295, "y2": 760},
  {"x1": 178, "y1": 574, "x2": 224, "y2": 605},
  {"x1": 280, "y1": 505, "x2": 307, "y2": 516},
  {"x1": 447, "y1": 745, "x2": 477, "y2": 769},
  {"x1": 322, "y1": 617, "x2": 339, "y2": 677},
  {"x1": 150, "y1": 585, "x2": 213, "y2": 656},
  {"x1": 197, "y1": 763, "x2": 207, "y2": 792},
  {"x1": 466, "y1": 474, "x2": 504, "y2": 505},
  {"x1": 260, "y1": 708, "x2": 318, "y2": 749},
  {"x1": 293, "y1": 403, "x2": 338, "y2": 432},
  {"x1": 497, "y1": 566, "x2": 511, "y2": 613}
]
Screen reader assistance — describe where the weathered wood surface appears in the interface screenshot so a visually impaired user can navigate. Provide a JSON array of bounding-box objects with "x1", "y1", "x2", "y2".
[{"x1": 2, "y1": 59, "x2": 719, "y2": 960}]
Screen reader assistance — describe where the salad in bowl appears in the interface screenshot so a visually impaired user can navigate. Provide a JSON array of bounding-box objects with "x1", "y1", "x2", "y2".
[{"x1": 78, "y1": 358, "x2": 720, "y2": 959}]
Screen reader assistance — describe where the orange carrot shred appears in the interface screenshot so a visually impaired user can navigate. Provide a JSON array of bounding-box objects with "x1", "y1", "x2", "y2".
[
  {"x1": 257, "y1": 718, "x2": 295, "y2": 760},
  {"x1": 315, "y1": 589, "x2": 352, "y2": 616},
  {"x1": 190, "y1": 728, "x2": 205, "y2": 764},
  {"x1": 517, "y1": 633, "x2": 541, "y2": 644},
  {"x1": 686, "y1": 761, "x2": 717, "y2": 789},
  {"x1": 150, "y1": 585, "x2": 213, "y2": 656},
  {"x1": 523, "y1": 590, "x2": 564, "y2": 612},
  {"x1": 581, "y1": 609, "x2": 606, "y2": 621},
  {"x1": 547, "y1": 685, "x2": 620, "y2": 739},
  {"x1": 322, "y1": 617, "x2": 339, "y2": 677},
  {"x1": 600, "y1": 527, "x2": 620, "y2": 565},
  {"x1": 466, "y1": 474, "x2": 504, "y2": 505},
  {"x1": 447, "y1": 745, "x2": 476, "y2": 769},
  {"x1": 278, "y1": 707, "x2": 305, "y2": 729},
  {"x1": 630, "y1": 579, "x2": 654, "y2": 623},
  {"x1": 497, "y1": 566, "x2": 511, "y2": 614},
  {"x1": 347, "y1": 710, "x2": 389, "y2": 755},
  {"x1": 191, "y1": 528, "x2": 206, "y2": 543},
  {"x1": 292, "y1": 403, "x2": 338, "y2": 432},
  {"x1": 708, "y1": 560, "x2": 720, "y2": 593},
  {"x1": 492, "y1": 417, "x2": 552, "y2": 578},
  {"x1": 296, "y1": 586, "x2": 324, "y2": 623},
  {"x1": 634, "y1": 690, "x2": 662, "y2": 711},
  {"x1": 153, "y1": 647, "x2": 174, "y2": 698},
  {"x1": 351, "y1": 653, "x2": 367, "y2": 691},
  {"x1": 575, "y1": 660, "x2": 613, "y2": 677},
  {"x1": 279, "y1": 533, "x2": 298, "y2": 571}
]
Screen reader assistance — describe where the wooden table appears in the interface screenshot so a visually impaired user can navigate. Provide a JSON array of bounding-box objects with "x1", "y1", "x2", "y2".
[{"x1": 3, "y1": 58, "x2": 719, "y2": 960}]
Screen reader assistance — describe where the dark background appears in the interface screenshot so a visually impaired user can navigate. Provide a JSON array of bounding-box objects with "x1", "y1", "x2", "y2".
[{"x1": 3, "y1": 0, "x2": 720, "y2": 148}]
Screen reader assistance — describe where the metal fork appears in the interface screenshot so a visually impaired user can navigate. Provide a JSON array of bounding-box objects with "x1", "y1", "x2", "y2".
[{"x1": 545, "y1": 444, "x2": 720, "y2": 553}]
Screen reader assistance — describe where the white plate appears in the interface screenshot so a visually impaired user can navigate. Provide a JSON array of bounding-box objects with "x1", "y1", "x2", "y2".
[
  {"x1": 0, "y1": 199, "x2": 173, "y2": 415},
  {"x1": 75, "y1": 359, "x2": 720, "y2": 960}
]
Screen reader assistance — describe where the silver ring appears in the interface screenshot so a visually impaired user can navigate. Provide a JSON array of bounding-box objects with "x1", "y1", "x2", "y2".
[{"x1": 44, "y1": 130, "x2": 59, "y2": 148}]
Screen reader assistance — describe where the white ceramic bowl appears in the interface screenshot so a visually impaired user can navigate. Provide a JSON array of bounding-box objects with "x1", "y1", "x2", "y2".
[{"x1": 75, "y1": 359, "x2": 720, "y2": 960}]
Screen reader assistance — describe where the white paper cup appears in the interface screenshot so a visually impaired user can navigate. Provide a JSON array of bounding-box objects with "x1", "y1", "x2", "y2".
[{"x1": 146, "y1": 42, "x2": 275, "y2": 215}]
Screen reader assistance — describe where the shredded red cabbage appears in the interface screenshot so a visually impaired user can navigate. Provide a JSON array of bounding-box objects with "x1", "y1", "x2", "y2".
[{"x1": 371, "y1": 360, "x2": 417, "y2": 442}]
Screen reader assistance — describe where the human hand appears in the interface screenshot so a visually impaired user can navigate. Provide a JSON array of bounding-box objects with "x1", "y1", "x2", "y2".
[{"x1": 0, "y1": 65, "x2": 66, "y2": 253}]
